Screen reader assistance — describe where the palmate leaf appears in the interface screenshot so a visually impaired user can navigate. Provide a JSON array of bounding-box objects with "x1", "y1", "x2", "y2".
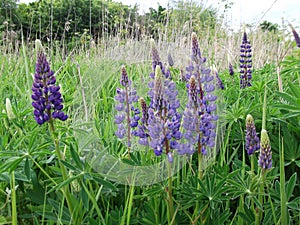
[
  {"x1": 275, "y1": 83, "x2": 300, "y2": 119},
  {"x1": 286, "y1": 173, "x2": 297, "y2": 201}
]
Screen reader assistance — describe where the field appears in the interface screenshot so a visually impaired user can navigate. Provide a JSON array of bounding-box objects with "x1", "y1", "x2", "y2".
[{"x1": 0, "y1": 2, "x2": 300, "y2": 224}]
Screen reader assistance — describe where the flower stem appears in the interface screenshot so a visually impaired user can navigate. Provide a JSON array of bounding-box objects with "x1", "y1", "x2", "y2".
[
  {"x1": 11, "y1": 171, "x2": 17, "y2": 225},
  {"x1": 167, "y1": 159, "x2": 175, "y2": 225},
  {"x1": 48, "y1": 119, "x2": 74, "y2": 217}
]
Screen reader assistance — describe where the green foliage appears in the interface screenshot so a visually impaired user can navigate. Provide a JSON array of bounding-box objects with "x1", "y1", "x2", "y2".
[{"x1": 260, "y1": 20, "x2": 279, "y2": 33}]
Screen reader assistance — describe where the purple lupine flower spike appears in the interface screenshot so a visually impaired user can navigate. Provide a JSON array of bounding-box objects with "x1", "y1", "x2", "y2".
[
  {"x1": 245, "y1": 114, "x2": 260, "y2": 155},
  {"x1": 289, "y1": 23, "x2": 300, "y2": 47},
  {"x1": 114, "y1": 65, "x2": 139, "y2": 150},
  {"x1": 31, "y1": 52, "x2": 68, "y2": 125},
  {"x1": 229, "y1": 63, "x2": 234, "y2": 76},
  {"x1": 212, "y1": 65, "x2": 224, "y2": 90},
  {"x1": 240, "y1": 32, "x2": 252, "y2": 88},
  {"x1": 147, "y1": 65, "x2": 182, "y2": 159},
  {"x1": 134, "y1": 97, "x2": 149, "y2": 146},
  {"x1": 258, "y1": 129, "x2": 272, "y2": 170},
  {"x1": 180, "y1": 32, "x2": 218, "y2": 156},
  {"x1": 150, "y1": 39, "x2": 171, "y2": 79},
  {"x1": 168, "y1": 52, "x2": 174, "y2": 67}
]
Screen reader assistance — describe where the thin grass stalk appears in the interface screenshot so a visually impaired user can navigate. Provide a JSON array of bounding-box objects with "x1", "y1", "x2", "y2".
[
  {"x1": 10, "y1": 171, "x2": 17, "y2": 225},
  {"x1": 21, "y1": 31, "x2": 31, "y2": 97},
  {"x1": 279, "y1": 135, "x2": 288, "y2": 225},
  {"x1": 81, "y1": 180, "x2": 105, "y2": 223}
]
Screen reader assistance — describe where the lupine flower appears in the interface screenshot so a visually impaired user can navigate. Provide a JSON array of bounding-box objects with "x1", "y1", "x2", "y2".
[
  {"x1": 245, "y1": 114, "x2": 260, "y2": 155},
  {"x1": 240, "y1": 32, "x2": 252, "y2": 88},
  {"x1": 228, "y1": 63, "x2": 234, "y2": 76},
  {"x1": 149, "y1": 39, "x2": 171, "y2": 79},
  {"x1": 133, "y1": 97, "x2": 150, "y2": 146},
  {"x1": 114, "y1": 66, "x2": 139, "y2": 149},
  {"x1": 180, "y1": 33, "x2": 218, "y2": 155},
  {"x1": 258, "y1": 129, "x2": 272, "y2": 170},
  {"x1": 168, "y1": 52, "x2": 174, "y2": 67},
  {"x1": 31, "y1": 52, "x2": 68, "y2": 125},
  {"x1": 289, "y1": 23, "x2": 300, "y2": 47},
  {"x1": 212, "y1": 65, "x2": 224, "y2": 90},
  {"x1": 147, "y1": 65, "x2": 182, "y2": 158}
]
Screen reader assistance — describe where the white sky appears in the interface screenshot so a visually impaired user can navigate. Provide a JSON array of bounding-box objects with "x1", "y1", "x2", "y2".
[{"x1": 19, "y1": 0, "x2": 300, "y2": 30}]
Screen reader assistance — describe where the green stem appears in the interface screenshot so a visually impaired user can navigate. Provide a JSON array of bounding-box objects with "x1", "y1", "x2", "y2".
[
  {"x1": 238, "y1": 142, "x2": 246, "y2": 225},
  {"x1": 257, "y1": 170, "x2": 266, "y2": 224},
  {"x1": 250, "y1": 155, "x2": 255, "y2": 213},
  {"x1": 48, "y1": 120, "x2": 74, "y2": 217},
  {"x1": 279, "y1": 136, "x2": 288, "y2": 225},
  {"x1": 11, "y1": 171, "x2": 17, "y2": 225},
  {"x1": 167, "y1": 160, "x2": 175, "y2": 225},
  {"x1": 193, "y1": 150, "x2": 203, "y2": 223},
  {"x1": 29, "y1": 155, "x2": 57, "y2": 185},
  {"x1": 262, "y1": 84, "x2": 267, "y2": 130},
  {"x1": 126, "y1": 182, "x2": 135, "y2": 225}
]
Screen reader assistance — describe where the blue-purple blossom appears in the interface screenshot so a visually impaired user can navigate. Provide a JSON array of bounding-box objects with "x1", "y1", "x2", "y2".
[
  {"x1": 149, "y1": 39, "x2": 171, "y2": 79},
  {"x1": 133, "y1": 97, "x2": 150, "y2": 146},
  {"x1": 258, "y1": 129, "x2": 272, "y2": 170},
  {"x1": 168, "y1": 52, "x2": 174, "y2": 67},
  {"x1": 245, "y1": 114, "x2": 260, "y2": 155},
  {"x1": 212, "y1": 65, "x2": 224, "y2": 90},
  {"x1": 31, "y1": 52, "x2": 68, "y2": 125},
  {"x1": 180, "y1": 32, "x2": 218, "y2": 155},
  {"x1": 229, "y1": 63, "x2": 234, "y2": 76},
  {"x1": 289, "y1": 23, "x2": 300, "y2": 48},
  {"x1": 114, "y1": 65, "x2": 139, "y2": 149},
  {"x1": 240, "y1": 32, "x2": 252, "y2": 88},
  {"x1": 147, "y1": 65, "x2": 182, "y2": 157}
]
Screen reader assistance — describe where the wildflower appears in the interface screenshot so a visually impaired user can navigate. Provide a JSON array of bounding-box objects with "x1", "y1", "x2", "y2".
[
  {"x1": 245, "y1": 114, "x2": 260, "y2": 155},
  {"x1": 168, "y1": 52, "x2": 174, "y2": 67},
  {"x1": 133, "y1": 97, "x2": 150, "y2": 146},
  {"x1": 149, "y1": 39, "x2": 171, "y2": 79},
  {"x1": 240, "y1": 32, "x2": 252, "y2": 88},
  {"x1": 31, "y1": 52, "x2": 68, "y2": 125},
  {"x1": 228, "y1": 63, "x2": 234, "y2": 76},
  {"x1": 180, "y1": 33, "x2": 218, "y2": 155},
  {"x1": 114, "y1": 65, "x2": 139, "y2": 148},
  {"x1": 289, "y1": 23, "x2": 300, "y2": 47},
  {"x1": 147, "y1": 66, "x2": 182, "y2": 157},
  {"x1": 258, "y1": 129, "x2": 272, "y2": 170},
  {"x1": 212, "y1": 65, "x2": 224, "y2": 90}
]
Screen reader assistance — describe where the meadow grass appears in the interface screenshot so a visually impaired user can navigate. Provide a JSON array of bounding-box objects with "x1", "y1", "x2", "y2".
[{"x1": 0, "y1": 24, "x2": 299, "y2": 225}]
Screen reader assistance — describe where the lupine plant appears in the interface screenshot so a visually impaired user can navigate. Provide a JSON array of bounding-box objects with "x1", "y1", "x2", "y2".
[
  {"x1": 114, "y1": 65, "x2": 140, "y2": 157},
  {"x1": 31, "y1": 51, "x2": 74, "y2": 217},
  {"x1": 240, "y1": 32, "x2": 253, "y2": 88},
  {"x1": 245, "y1": 114, "x2": 260, "y2": 156},
  {"x1": 181, "y1": 32, "x2": 218, "y2": 163},
  {"x1": 289, "y1": 23, "x2": 300, "y2": 47}
]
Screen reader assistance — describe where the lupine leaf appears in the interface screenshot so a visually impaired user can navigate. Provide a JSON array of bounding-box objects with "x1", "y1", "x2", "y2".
[{"x1": 286, "y1": 173, "x2": 297, "y2": 200}]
